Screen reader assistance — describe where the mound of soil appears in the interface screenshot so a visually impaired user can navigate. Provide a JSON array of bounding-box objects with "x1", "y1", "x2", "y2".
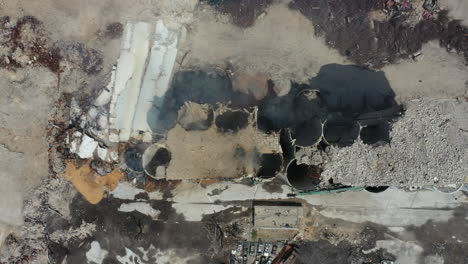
[{"x1": 204, "y1": 0, "x2": 273, "y2": 28}]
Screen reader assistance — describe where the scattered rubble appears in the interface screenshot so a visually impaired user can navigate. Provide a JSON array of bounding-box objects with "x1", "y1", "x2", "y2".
[
  {"x1": 322, "y1": 99, "x2": 468, "y2": 186},
  {"x1": 110, "y1": 20, "x2": 179, "y2": 141},
  {"x1": 0, "y1": 16, "x2": 104, "y2": 74}
]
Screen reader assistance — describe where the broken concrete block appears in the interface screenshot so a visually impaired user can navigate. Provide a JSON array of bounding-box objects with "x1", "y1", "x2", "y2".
[
  {"x1": 87, "y1": 106, "x2": 98, "y2": 120},
  {"x1": 97, "y1": 146, "x2": 108, "y2": 161},
  {"x1": 77, "y1": 134, "x2": 98, "y2": 159},
  {"x1": 70, "y1": 139, "x2": 78, "y2": 154},
  {"x1": 112, "y1": 22, "x2": 151, "y2": 141},
  {"x1": 97, "y1": 114, "x2": 108, "y2": 131},
  {"x1": 132, "y1": 20, "x2": 178, "y2": 135},
  {"x1": 110, "y1": 20, "x2": 179, "y2": 142},
  {"x1": 109, "y1": 151, "x2": 119, "y2": 162}
]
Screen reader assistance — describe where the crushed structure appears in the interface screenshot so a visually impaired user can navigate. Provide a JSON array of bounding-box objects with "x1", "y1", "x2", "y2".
[
  {"x1": 1, "y1": 0, "x2": 468, "y2": 263},
  {"x1": 322, "y1": 99, "x2": 468, "y2": 186}
]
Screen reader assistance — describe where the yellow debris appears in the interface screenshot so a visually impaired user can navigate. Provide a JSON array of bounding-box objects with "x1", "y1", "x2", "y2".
[{"x1": 64, "y1": 160, "x2": 123, "y2": 204}]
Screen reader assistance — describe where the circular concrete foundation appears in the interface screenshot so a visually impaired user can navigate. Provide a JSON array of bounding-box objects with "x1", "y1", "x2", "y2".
[
  {"x1": 286, "y1": 160, "x2": 321, "y2": 191},
  {"x1": 323, "y1": 120, "x2": 360, "y2": 147},
  {"x1": 256, "y1": 153, "x2": 283, "y2": 178},
  {"x1": 142, "y1": 144, "x2": 171, "y2": 179},
  {"x1": 292, "y1": 118, "x2": 323, "y2": 147},
  {"x1": 365, "y1": 186, "x2": 389, "y2": 193},
  {"x1": 360, "y1": 122, "x2": 390, "y2": 145},
  {"x1": 215, "y1": 110, "x2": 249, "y2": 133},
  {"x1": 177, "y1": 103, "x2": 214, "y2": 131}
]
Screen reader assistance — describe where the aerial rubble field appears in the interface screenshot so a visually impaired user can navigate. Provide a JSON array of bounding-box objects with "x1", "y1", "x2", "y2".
[{"x1": 1, "y1": 0, "x2": 468, "y2": 263}]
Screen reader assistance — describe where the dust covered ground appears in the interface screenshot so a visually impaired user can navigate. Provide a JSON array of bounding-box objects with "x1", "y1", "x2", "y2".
[{"x1": 0, "y1": 0, "x2": 468, "y2": 263}]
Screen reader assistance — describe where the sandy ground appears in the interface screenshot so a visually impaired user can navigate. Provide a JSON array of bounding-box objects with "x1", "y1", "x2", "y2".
[
  {"x1": 166, "y1": 124, "x2": 258, "y2": 179},
  {"x1": 0, "y1": 67, "x2": 57, "y2": 226},
  {"x1": 183, "y1": 2, "x2": 467, "y2": 99},
  {"x1": 383, "y1": 41, "x2": 468, "y2": 102},
  {"x1": 443, "y1": 0, "x2": 468, "y2": 26},
  {"x1": 0, "y1": 0, "x2": 197, "y2": 226},
  {"x1": 182, "y1": 2, "x2": 348, "y2": 95},
  {"x1": 0, "y1": 0, "x2": 467, "y2": 262}
]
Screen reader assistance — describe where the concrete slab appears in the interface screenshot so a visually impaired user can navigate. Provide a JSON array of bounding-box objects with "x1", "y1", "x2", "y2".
[
  {"x1": 254, "y1": 205, "x2": 303, "y2": 229},
  {"x1": 110, "y1": 21, "x2": 179, "y2": 142}
]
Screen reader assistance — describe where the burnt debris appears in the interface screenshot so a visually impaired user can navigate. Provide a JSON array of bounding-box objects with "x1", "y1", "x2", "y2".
[
  {"x1": 256, "y1": 153, "x2": 283, "y2": 178},
  {"x1": 215, "y1": 110, "x2": 250, "y2": 133},
  {"x1": 290, "y1": 0, "x2": 468, "y2": 67},
  {"x1": 286, "y1": 160, "x2": 322, "y2": 191},
  {"x1": 203, "y1": 0, "x2": 273, "y2": 28}
]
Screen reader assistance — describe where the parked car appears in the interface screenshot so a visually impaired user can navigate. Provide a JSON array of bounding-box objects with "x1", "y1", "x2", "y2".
[
  {"x1": 257, "y1": 243, "x2": 264, "y2": 256},
  {"x1": 249, "y1": 243, "x2": 256, "y2": 256},
  {"x1": 230, "y1": 254, "x2": 236, "y2": 264},
  {"x1": 237, "y1": 243, "x2": 243, "y2": 252},
  {"x1": 242, "y1": 255, "x2": 248, "y2": 264},
  {"x1": 264, "y1": 243, "x2": 271, "y2": 256},
  {"x1": 271, "y1": 244, "x2": 278, "y2": 255},
  {"x1": 266, "y1": 256, "x2": 273, "y2": 264},
  {"x1": 243, "y1": 242, "x2": 249, "y2": 256}
]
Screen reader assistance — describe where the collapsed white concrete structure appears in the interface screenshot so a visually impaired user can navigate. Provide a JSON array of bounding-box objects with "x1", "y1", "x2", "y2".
[{"x1": 109, "y1": 21, "x2": 179, "y2": 142}]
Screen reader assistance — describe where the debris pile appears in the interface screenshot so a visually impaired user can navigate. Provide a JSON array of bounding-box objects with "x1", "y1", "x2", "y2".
[
  {"x1": 50, "y1": 19, "x2": 466, "y2": 201},
  {"x1": 322, "y1": 99, "x2": 468, "y2": 186}
]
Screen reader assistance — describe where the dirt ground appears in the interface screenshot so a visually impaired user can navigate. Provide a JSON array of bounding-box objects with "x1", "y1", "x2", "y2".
[
  {"x1": 0, "y1": 0, "x2": 468, "y2": 263},
  {"x1": 183, "y1": 1, "x2": 467, "y2": 101}
]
